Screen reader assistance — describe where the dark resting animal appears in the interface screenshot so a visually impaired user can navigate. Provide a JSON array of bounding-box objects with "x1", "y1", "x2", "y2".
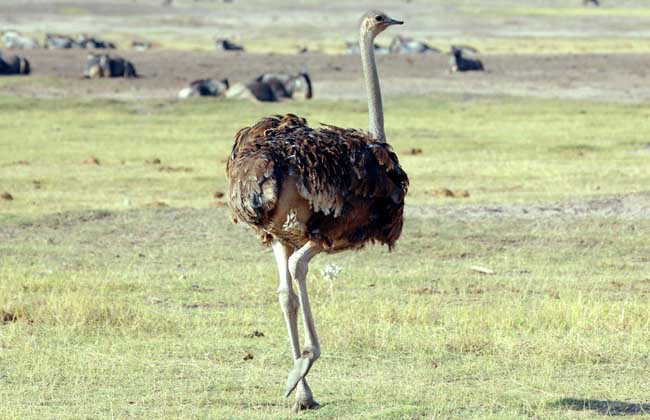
[
  {"x1": 215, "y1": 38, "x2": 244, "y2": 51},
  {"x1": 255, "y1": 73, "x2": 313, "y2": 100},
  {"x1": 45, "y1": 34, "x2": 115, "y2": 49},
  {"x1": 178, "y1": 78, "x2": 229, "y2": 98},
  {"x1": 84, "y1": 54, "x2": 137, "y2": 78},
  {"x1": 225, "y1": 72, "x2": 313, "y2": 102},
  {"x1": 449, "y1": 46, "x2": 484, "y2": 72},
  {"x1": 226, "y1": 10, "x2": 408, "y2": 412},
  {"x1": 0, "y1": 53, "x2": 30, "y2": 75}
]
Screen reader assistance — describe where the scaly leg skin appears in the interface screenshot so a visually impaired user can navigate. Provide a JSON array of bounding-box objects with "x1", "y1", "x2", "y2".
[
  {"x1": 272, "y1": 241, "x2": 320, "y2": 412},
  {"x1": 286, "y1": 241, "x2": 322, "y2": 411}
]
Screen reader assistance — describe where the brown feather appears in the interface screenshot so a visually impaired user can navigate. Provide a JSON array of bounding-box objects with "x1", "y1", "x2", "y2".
[{"x1": 226, "y1": 114, "x2": 409, "y2": 251}]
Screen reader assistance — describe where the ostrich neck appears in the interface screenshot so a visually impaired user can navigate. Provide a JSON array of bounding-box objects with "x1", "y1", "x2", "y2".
[{"x1": 360, "y1": 30, "x2": 385, "y2": 142}]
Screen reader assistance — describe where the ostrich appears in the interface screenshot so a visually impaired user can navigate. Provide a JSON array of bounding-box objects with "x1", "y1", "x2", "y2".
[{"x1": 226, "y1": 10, "x2": 408, "y2": 411}]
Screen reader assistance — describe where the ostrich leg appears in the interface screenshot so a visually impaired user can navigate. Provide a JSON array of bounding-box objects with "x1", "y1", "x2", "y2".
[
  {"x1": 272, "y1": 241, "x2": 319, "y2": 411},
  {"x1": 285, "y1": 241, "x2": 322, "y2": 411}
]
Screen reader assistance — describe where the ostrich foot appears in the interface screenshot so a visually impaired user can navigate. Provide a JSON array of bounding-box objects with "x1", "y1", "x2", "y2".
[
  {"x1": 284, "y1": 355, "x2": 315, "y2": 398},
  {"x1": 292, "y1": 397, "x2": 320, "y2": 413}
]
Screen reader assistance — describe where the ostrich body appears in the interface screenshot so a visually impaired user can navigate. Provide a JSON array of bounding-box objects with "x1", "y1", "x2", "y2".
[{"x1": 226, "y1": 11, "x2": 407, "y2": 411}]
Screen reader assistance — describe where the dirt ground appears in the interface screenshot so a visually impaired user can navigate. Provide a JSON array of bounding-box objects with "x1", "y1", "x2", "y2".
[{"x1": 4, "y1": 49, "x2": 650, "y2": 102}]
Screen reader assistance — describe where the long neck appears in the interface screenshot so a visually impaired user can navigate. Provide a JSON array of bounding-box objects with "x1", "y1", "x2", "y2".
[{"x1": 359, "y1": 29, "x2": 385, "y2": 142}]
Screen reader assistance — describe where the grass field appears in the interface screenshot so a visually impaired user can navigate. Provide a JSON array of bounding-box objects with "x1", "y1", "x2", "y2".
[{"x1": 1, "y1": 94, "x2": 650, "y2": 419}]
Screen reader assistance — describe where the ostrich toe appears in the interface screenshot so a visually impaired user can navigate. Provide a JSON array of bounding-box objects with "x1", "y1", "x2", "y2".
[
  {"x1": 284, "y1": 356, "x2": 315, "y2": 398},
  {"x1": 292, "y1": 397, "x2": 320, "y2": 413}
]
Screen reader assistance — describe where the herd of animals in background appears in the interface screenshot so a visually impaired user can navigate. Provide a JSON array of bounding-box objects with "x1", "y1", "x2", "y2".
[
  {"x1": 346, "y1": 34, "x2": 440, "y2": 54},
  {"x1": 45, "y1": 33, "x2": 116, "y2": 49},
  {"x1": 0, "y1": 29, "x2": 486, "y2": 100},
  {"x1": 177, "y1": 73, "x2": 312, "y2": 101},
  {"x1": 0, "y1": 0, "x2": 601, "y2": 90}
]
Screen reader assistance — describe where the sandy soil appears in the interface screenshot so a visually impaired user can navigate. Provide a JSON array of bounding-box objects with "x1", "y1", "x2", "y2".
[
  {"x1": 407, "y1": 192, "x2": 650, "y2": 222},
  {"x1": 3, "y1": 49, "x2": 650, "y2": 102}
]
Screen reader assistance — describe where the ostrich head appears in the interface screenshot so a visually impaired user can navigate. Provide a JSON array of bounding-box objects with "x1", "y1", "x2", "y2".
[{"x1": 360, "y1": 10, "x2": 403, "y2": 38}]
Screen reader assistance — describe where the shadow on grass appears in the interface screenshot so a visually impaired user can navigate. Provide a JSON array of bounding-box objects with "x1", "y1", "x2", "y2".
[{"x1": 555, "y1": 398, "x2": 650, "y2": 416}]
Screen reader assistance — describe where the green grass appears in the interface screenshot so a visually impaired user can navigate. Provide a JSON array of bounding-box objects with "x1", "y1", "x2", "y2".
[
  {"x1": 1, "y1": 95, "x2": 649, "y2": 217},
  {"x1": 1, "y1": 95, "x2": 650, "y2": 419}
]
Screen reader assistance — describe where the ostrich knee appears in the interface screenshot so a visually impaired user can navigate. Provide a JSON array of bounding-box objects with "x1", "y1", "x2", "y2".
[
  {"x1": 278, "y1": 289, "x2": 299, "y2": 318},
  {"x1": 288, "y1": 253, "x2": 308, "y2": 283}
]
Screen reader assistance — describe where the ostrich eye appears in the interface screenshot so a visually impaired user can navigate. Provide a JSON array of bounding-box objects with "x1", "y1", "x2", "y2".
[{"x1": 375, "y1": 15, "x2": 383, "y2": 21}]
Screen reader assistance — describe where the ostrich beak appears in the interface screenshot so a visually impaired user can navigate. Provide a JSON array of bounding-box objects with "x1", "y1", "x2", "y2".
[{"x1": 385, "y1": 17, "x2": 404, "y2": 25}]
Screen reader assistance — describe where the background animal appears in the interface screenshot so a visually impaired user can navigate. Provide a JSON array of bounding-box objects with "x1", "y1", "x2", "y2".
[
  {"x1": 226, "y1": 10, "x2": 408, "y2": 413},
  {"x1": 84, "y1": 54, "x2": 137, "y2": 78},
  {"x1": 75, "y1": 35, "x2": 115, "y2": 49},
  {"x1": 215, "y1": 38, "x2": 244, "y2": 51},
  {"x1": 0, "y1": 53, "x2": 30, "y2": 75},
  {"x1": 131, "y1": 41, "x2": 152, "y2": 51},
  {"x1": 389, "y1": 35, "x2": 440, "y2": 54},
  {"x1": 46, "y1": 34, "x2": 115, "y2": 49},
  {"x1": 178, "y1": 78, "x2": 229, "y2": 98},
  {"x1": 45, "y1": 34, "x2": 75, "y2": 49},
  {"x1": 225, "y1": 72, "x2": 312, "y2": 102},
  {"x1": 449, "y1": 46, "x2": 484, "y2": 72},
  {"x1": 1, "y1": 31, "x2": 39, "y2": 49},
  {"x1": 256, "y1": 73, "x2": 313, "y2": 100}
]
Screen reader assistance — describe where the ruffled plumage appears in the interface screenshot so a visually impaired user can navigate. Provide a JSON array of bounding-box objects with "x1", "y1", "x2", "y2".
[{"x1": 226, "y1": 114, "x2": 408, "y2": 251}]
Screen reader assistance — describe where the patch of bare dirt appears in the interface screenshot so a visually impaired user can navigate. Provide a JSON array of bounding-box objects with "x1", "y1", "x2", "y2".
[
  {"x1": 3, "y1": 50, "x2": 650, "y2": 103},
  {"x1": 408, "y1": 192, "x2": 650, "y2": 221}
]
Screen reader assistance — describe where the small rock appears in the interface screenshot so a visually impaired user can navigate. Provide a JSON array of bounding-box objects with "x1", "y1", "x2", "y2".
[
  {"x1": 84, "y1": 156, "x2": 100, "y2": 165},
  {"x1": 243, "y1": 353, "x2": 254, "y2": 361},
  {"x1": 213, "y1": 191, "x2": 225, "y2": 199},
  {"x1": 246, "y1": 330, "x2": 264, "y2": 338},
  {"x1": 1, "y1": 192, "x2": 13, "y2": 201},
  {"x1": 146, "y1": 158, "x2": 162, "y2": 165}
]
